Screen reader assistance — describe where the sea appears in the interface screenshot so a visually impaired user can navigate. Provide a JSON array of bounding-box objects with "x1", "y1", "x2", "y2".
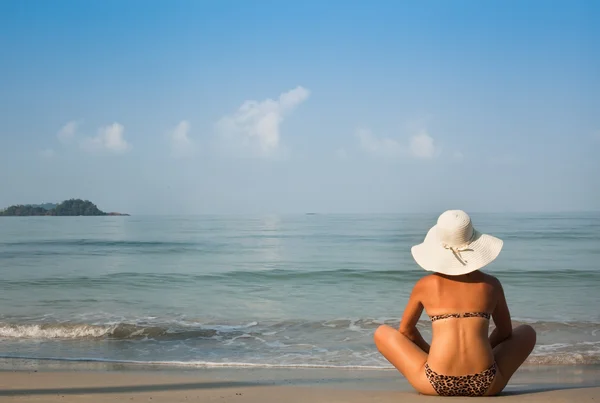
[{"x1": 0, "y1": 213, "x2": 598, "y2": 370}]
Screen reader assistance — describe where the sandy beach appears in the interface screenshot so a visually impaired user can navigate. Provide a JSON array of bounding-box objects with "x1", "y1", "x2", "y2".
[{"x1": 1, "y1": 364, "x2": 598, "y2": 403}]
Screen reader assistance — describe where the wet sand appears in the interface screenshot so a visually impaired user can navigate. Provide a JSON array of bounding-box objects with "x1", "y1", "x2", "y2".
[{"x1": 0, "y1": 365, "x2": 598, "y2": 402}]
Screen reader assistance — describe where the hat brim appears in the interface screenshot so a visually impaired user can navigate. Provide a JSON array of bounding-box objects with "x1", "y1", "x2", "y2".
[{"x1": 411, "y1": 225, "x2": 503, "y2": 275}]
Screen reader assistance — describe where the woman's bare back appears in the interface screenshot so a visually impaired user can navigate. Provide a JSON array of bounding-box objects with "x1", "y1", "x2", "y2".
[{"x1": 421, "y1": 271, "x2": 498, "y2": 375}]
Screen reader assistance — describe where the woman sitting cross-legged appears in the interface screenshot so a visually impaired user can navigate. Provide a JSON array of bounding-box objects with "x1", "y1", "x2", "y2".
[{"x1": 374, "y1": 210, "x2": 536, "y2": 396}]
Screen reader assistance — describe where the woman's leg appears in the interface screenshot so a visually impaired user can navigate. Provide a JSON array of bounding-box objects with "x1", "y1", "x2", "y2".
[
  {"x1": 488, "y1": 324, "x2": 537, "y2": 395},
  {"x1": 373, "y1": 325, "x2": 436, "y2": 395}
]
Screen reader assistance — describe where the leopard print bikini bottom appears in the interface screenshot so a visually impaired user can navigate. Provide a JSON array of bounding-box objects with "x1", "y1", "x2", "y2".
[{"x1": 425, "y1": 362, "x2": 497, "y2": 397}]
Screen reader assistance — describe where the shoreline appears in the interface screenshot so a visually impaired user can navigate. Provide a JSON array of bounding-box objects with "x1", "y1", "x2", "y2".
[
  {"x1": 2, "y1": 355, "x2": 598, "y2": 371},
  {"x1": 0, "y1": 365, "x2": 598, "y2": 402},
  {"x1": 3, "y1": 358, "x2": 600, "y2": 389}
]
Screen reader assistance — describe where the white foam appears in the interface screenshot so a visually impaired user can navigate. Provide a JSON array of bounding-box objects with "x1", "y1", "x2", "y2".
[
  {"x1": 0, "y1": 355, "x2": 392, "y2": 370},
  {"x1": 535, "y1": 343, "x2": 572, "y2": 352},
  {"x1": 348, "y1": 320, "x2": 362, "y2": 332},
  {"x1": 0, "y1": 323, "x2": 113, "y2": 339},
  {"x1": 212, "y1": 322, "x2": 258, "y2": 330}
]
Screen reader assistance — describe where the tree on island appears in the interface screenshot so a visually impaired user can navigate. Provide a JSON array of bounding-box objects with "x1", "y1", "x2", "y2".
[
  {"x1": 49, "y1": 199, "x2": 106, "y2": 216},
  {"x1": 0, "y1": 199, "x2": 127, "y2": 216},
  {"x1": 0, "y1": 205, "x2": 49, "y2": 216}
]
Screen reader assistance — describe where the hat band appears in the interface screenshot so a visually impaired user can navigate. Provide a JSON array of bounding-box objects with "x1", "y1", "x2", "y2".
[{"x1": 440, "y1": 231, "x2": 476, "y2": 266}]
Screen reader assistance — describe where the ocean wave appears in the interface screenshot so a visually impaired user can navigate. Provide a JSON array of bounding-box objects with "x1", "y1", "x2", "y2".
[
  {"x1": 0, "y1": 239, "x2": 201, "y2": 248},
  {"x1": 0, "y1": 239, "x2": 227, "y2": 259},
  {"x1": 1, "y1": 318, "x2": 598, "y2": 340},
  {"x1": 0, "y1": 321, "x2": 261, "y2": 340},
  {"x1": 0, "y1": 323, "x2": 114, "y2": 339},
  {"x1": 2, "y1": 268, "x2": 599, "y2": 289},
  {"x1": 527, "y1": 353, "x2": 600, "y2": 365}
]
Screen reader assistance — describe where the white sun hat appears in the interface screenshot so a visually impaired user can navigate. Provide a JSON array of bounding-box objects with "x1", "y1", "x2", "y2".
[{"x1": 411, "y1": 210, "x2": 503, "y2": 276}]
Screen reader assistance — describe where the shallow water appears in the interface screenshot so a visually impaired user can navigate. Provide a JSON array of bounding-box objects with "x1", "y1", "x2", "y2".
[{"x1": 0, "y1": 213, "x2": 598, "y2": 368}]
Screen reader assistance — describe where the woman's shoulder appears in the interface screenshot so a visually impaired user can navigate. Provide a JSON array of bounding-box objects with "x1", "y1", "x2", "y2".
[
  {"x1": 479, "y1": 271, "x2": 503, "y2": 287},
  {"x1": 413, "y1": 274, "x2": 440, "y2": 293},
  {"x1": 415, "y1": 273, "x2": 436, "y2": 286}
]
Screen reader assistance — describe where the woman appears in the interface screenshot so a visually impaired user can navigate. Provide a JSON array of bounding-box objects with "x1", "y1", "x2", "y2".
[{"x1": 374, "y1": 210, "x2": 536, "y2": 396}]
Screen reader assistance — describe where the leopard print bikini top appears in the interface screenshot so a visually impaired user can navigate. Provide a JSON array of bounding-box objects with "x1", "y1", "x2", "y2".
[{"x1": 429, "y1": 312, "x2": 491, "y2": 322}]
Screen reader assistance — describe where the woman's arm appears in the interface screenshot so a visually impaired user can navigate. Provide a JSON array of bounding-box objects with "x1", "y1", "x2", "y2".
[
  {"x1": 398, "y1": 280, "x2": 430, "y2": 353},
  {"x1": 489, "y1": 279, "x2": 513, "y2": 349}
]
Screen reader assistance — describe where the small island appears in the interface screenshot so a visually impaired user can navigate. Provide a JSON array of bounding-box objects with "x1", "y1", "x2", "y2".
[{"x1": 0, "y1": 199, "x2": 130, "y2": 217}]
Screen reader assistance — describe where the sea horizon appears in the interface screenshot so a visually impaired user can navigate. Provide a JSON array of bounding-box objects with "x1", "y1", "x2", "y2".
[{"x1": 2, "y1": 210, "x2": 600, "y2": 217}]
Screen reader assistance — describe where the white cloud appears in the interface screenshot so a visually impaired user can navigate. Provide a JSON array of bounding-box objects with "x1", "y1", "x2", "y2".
[
  {"x1": 39, "y1": 148, "x2": 55, "y2": 158},
  {"x1": 357, "y1": 128, "x2": 439, "y2": 160},
  {"x1": 356, "y1": 128, "x2": 404, "y2": 159},
  {"x1": 57, "y1": 120, "x2": 79, "y2": 144},
  {"x1": 168, "y1": 120, "x2": 194, "y2": 158},
  {"x1": 81, "y1": 123, "x2": 131, "y2": 154},
  {"x1": 409, "y1": 131, "x2": 436, "y2": 159},
  {"x1": 216, "y1": 86, "x2": 310, "y2": 157}
]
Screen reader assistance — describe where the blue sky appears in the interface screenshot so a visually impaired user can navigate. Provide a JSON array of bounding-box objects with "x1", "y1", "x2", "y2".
[{"x1": 1, "y1": 0, "x2": 598, "y2": 214}]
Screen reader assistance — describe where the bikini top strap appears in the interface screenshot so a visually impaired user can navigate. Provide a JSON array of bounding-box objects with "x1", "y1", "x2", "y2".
[{"x1": 429, "y1": 312, "x2": 491, "y2": 322}]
